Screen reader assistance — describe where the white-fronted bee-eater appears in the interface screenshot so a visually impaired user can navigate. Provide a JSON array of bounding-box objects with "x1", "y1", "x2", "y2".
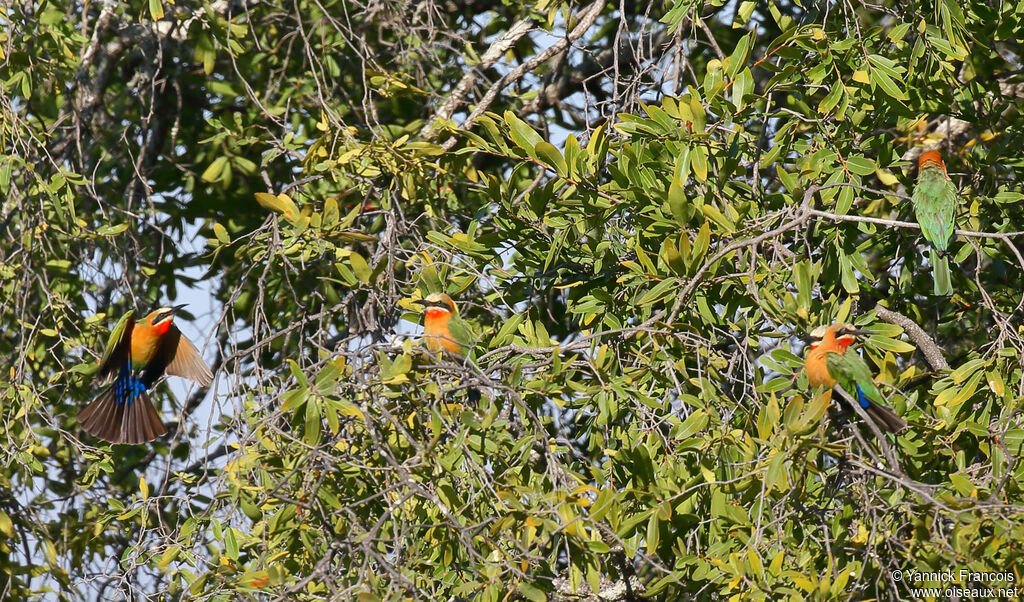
[{"x1": 78, "y1": 305, "x2": 213, "y2": 444}]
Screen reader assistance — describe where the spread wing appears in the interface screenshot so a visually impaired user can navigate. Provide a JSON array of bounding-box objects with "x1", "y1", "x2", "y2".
[
  {"x1": 165, "y1": 327, "x2": 214, "y2": 386},
  {"x1": 97, "y1": 310, "x2": 135, "y2": 383},
  {"x1": 141, "y1": 325, "x2": 214, "y2": 388}
]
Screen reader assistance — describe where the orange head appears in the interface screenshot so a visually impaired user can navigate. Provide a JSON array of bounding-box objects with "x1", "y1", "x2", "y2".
[
  {"x1": 918, "y1": 150, "x2": 947, "y2": 175},
  {"x1": 804, "y1": 322, "x2": 868, "y2": 388},
  {"x1": 422, "y1": 293, "x2": 456, "y2": 319},
  {"x1": 807, "y1": 322, "x2": 864, "y2": 353},
  {"x1": 421, "y1": 293, "x2": 461, "y2": 354},
  {"x1": 144, "y1": 304, "x2": 185, "y2": 336}
]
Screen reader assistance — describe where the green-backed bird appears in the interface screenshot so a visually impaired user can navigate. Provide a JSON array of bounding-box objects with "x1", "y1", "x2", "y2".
[
  {"x1": 911, "y1": 150, "x2": 958, "y2": 296},
  {"x1": 805, "y1": 323, "x2": 907, "y2": 434},
  {"x1": 421, "y1": 293, "x2": 476, "y2": 355},
  {"x1": 78, "y1": 306, "x2": 214, "y2": 444},
  {"x1": 420, "y1": 292, "x2": 480, "y2": 401}
]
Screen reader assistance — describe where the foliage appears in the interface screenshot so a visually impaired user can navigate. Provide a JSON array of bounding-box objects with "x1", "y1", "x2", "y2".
[{"x1": 2, "y1": 0, "x2": 1024, "y2": 599}]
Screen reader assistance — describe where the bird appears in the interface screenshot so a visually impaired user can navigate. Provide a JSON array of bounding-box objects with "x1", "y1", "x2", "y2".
[
  {"x1": 420, "y1": 292, "x2": 480, "y2": 401},
  {"x1": 805, "y1": 323, "x2": 907, "y2": 434},
  {"x1": 78, "y1": 305, "x2": 214, "y2": 444},
  {"x1": 911, "y1": 150, "x2": 958, "y2": 296},
  {"x1": 421, "y1": 293, "x2": 475, "y2": 355}
]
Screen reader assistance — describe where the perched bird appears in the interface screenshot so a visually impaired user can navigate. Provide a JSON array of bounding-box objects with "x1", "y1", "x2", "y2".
[
  {"x1": 911, "y1": 150, "x2": 958, "y2": 296},
  {"x1": 420, "y1": 292, "x2": 479, "y2": 402},
  {"x1": 805, "y1": 323, "x2": 906, "y2": 434},
  {"x1": 78, "y1": 306, "x2": 214, "y2": 444},
  {"x1": 421, "y1": 293, "x2": 475, "y2": 355}
]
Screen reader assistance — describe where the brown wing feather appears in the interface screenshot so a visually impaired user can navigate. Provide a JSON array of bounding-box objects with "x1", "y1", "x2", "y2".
[{"x1": 164, "y1": 325, "x2": 214, "y2": 386}]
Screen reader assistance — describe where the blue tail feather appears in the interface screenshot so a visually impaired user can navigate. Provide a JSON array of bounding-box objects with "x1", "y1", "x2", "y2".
[
  {"x1": 855, "y1": 385, "x2": 870, "y2": 409},
  {"x1": 113, "y1": 364, "x2": 148, "y2": 406}
]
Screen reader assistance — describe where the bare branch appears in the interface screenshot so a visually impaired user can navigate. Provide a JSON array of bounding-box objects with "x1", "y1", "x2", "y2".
[
  {"x1": 421, "y1": 17, "x2": 534, "y2": 138},
  {"x1": 444, "y1": 0, "x2": 606, "y2": 150},
  {"x1": 873, "y1": 304, "x2": 950, "y2": 371}
]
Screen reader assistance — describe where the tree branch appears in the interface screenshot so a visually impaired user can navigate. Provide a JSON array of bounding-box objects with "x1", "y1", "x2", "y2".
[
  {"x1": 421, "y1": 17, "x2": 534, "y2": 139},
  {"x1": 443, "y1": 0, "x2": 606, "y2": 150},
  {"x1": 872, "y1": 304, "x2": 950, "y2": 371}
]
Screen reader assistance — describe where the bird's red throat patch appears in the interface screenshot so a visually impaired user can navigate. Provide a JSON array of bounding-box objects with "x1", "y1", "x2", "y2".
[
  {"x1": 426, "y1": 308, "x2": 451, "y2": 320},
  {"x1": 834, "y1": 335, "x2": 856, "y2": 352}
]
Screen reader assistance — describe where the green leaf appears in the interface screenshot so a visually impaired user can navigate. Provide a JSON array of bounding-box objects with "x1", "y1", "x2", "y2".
[
  {"x1": 839, "y1": 251, "x2": 858, "y2": 293},
  {"x1": 817, "y1": 80, "x2": 843, "y2": 114},
  {"x1": 868, "y1": 66, "x2": 908, "y2": 101},
  {"x1": 490, "y1": 312, "x2": 526, "y2": 348},
  {"x1": 225, "y1": 528, "x2": 239, "y2": 560},
  {"x1": 638, "y1": 278, "x2": 679, "y2": 306},
  {"x1": 518, "y1": 582, "x2": 546, "y2": 602},
  {"x1": 689, "y1": 221, "x2": 711, "y2": 266},
  {"x1": 728, "y1": 34, "x2": 752, "y2": 77},
  {"x1": 504, "y1": 111, "x2": 543, "y2": 156},
  {"x1": 766, "y1": 452, "x2": 787, "y2": 492},
  {"x1": 201, "y1": 156, "x2": 228, "y2": 183},
  {"x1": 691, "y1": 146, "x2": 708, "y2": 182},
  {"x1": 676, "y1": 409, "x2": 709, "y2": 439},
  {"x1": 951, "y1": 358, "x2": 990, "y2": 384},
  {"x1": 845, "y1": 155, "x2": 876, "y2": 176},
  {"x1": 254, "y1": 192, "x2": 301, "y2": 223},
  {"x1": 348, "y1": 252, "x2": 372, "y2": 284},
  {"x1": 322, "y1": 197, "x2": 340, "y2": 228},
  {"x1": 213, "y1": 223, "x2": 230, "y2": 244},
  {"x1": 794, "y1": 261, "x2": 812, "y2": 312},
  {"x1": 96, "y1": 223, "x2": 129, "y2": 237},
  {"x1": 732, "y1": 68, "x2": 754, "y2": 110},
  {"x1": 646, "y1": 512, "x2": 661, "y2": 553},
  {"x1": 668, "y1": 176, "x2": 688, "y2": 224},
  {"x1": 304, "y1": 397, "x2": 322, "y2": 445},
  {"x1": 733, "y1": 1, "x2": 756, "y2": 26},
  {"x1": 867, "y1": 335, "x2": 915, "y2": 353},
  {"x1": 535, "y1": 141, "x2": 568, "y2": 177},
  {"x1": 700, "y1": 204, "x2": 734, "y2": 233}
]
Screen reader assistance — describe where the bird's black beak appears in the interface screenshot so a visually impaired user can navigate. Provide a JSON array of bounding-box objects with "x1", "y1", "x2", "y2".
[{"x1": 154, "y1": 304, "x2": 187, "y2": 324}]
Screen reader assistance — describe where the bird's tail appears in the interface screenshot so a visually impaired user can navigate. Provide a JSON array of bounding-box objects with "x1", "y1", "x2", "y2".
[
  {"x1": 931, "y1": 247, "x2": 952, "y2": 296},
  {"x1": 855, "y1": 386, "x2": 907, "y2": 434},
  {"x1": 78, "y1": 372, "x2": 166, "y2": 444}
]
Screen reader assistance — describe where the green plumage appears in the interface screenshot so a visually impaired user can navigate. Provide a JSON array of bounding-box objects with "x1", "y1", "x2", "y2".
[
  {"x1": 95, "y1": 310, "x2": 137, "y2": 383},
  {"x1": 437, "y1": 304, "x2": 481, "y2": 402},
  {"x1": 447, "y1": 313, "x2": 476, "y2": 352},
  {"x1": 912, "y1": 165, "x2": 958, "y2": 296},
  {"x1": 98, "y1": 310, "x2": 134, "y2": 367},
  {"x1": 825, "y1": 348, "x2": 906, "y2": 434},
  {"x1": 825, "y1": 349, "x2": 882, "y2": 404}
]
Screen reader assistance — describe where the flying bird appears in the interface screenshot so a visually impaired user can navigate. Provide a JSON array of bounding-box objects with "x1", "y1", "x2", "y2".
[{"x1": 78, "y1": 306, "x2": 213, "y2": 444}]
